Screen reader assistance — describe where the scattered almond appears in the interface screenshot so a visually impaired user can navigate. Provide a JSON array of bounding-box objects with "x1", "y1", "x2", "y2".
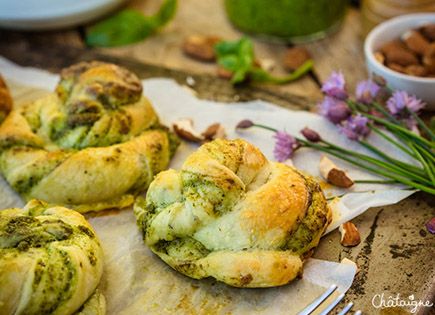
[
  {"x1": 217, "y1": 66, "x2": 233, "y2": 80},
  {"x1": 256, "y1": 58, "x2": 276, "y2": 72},
  {"x1": 284, "y1": 47, "x2": 312, "y2": 71},
  {"x1": 339, "y1": 222, "x2": 361, "y2": 247},
  {"x1": 173, "y1": 118, "x2": 204, "y2": 142},
  {"x1": 201, "y1": 123, "x2": 226, "y2": 141},
  {"x1": 318, "y1": 156, "x2": 354, "y2": 188},
  {"x1": 182, "y1": 35, "x2": 221, "y2": 61},
  {"x1": 340, "y1": 258, "x2": 360, "y2": 274}
]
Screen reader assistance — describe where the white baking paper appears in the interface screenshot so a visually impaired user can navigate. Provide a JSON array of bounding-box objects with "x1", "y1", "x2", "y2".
[{"x1": 1, "y1": 56, "x2": 418, "y2": 314}]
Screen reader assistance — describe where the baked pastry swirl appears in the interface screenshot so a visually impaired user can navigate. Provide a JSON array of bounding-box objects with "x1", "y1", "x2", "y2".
[
  {"x1": 135, "y1": 138, "x2": 331, "y2": 288},
  {"x1": 0, "y1": 75, "x2": 12, "y2": 124},
  {"x1": 0, "y1": 199, "x2": 105, "y2": 314},
  {"x1": 0, "y1": 62, "x2": 179, "y2": 212}
]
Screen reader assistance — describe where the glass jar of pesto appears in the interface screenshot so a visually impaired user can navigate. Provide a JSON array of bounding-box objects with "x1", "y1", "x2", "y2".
[{"x1": 224, "y1": 0, "x2": 350, "y2": 43}]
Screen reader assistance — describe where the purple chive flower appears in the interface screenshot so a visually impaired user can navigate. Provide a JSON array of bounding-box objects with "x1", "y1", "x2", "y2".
[
  {"x1": 273, "y1": 131, "x2": 301, "y2": 162},
  {"x1": 386, "y1": 91, "x2": 426, "y2": 115},
  {"x1": 386, "y1": 91, "x2": 426, "y2": 129},
  {"x1": 321, "y1": 70, "x2": 348, "y2": 100},
  {"x1": 301, "y1": 127, "x2": 321, "y2": 142},
  {"x1": 427, "y1": 218, "x2": 435, "y2": 234},
  {"x1": 317, "y1": 96, "x2": 352, "y2": 124},
  {"x1": 356, "y1": 80, "x2": 380, "y2": 104},
  {"x1": 339, "y1": 114, "x2": 371, "y2": 141}
]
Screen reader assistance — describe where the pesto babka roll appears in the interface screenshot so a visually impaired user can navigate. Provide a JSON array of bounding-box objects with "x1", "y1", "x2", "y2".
[
  {"x1": 0, "y1": 74, "x2": 12, "y2": 124},
  {"x1": 135, "y1": 138, "x2": 331, "y2": 288},
  {"x1": 0, "y1": 200, "x2": 105, "y2": 315},
  {"x1": 0, "y1": 62, "x2": 179, "y2": 213}
]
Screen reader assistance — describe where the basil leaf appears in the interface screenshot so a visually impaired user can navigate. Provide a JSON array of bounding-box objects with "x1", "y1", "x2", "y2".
[
  {"x1": 215, "y1": 37, "x2": 314, "y2": 85},
  {"x1": 216, "y1": 37, "x2": 255, "y2": 84},
  {"x1": 147, "y1": 0, "x2": 177, "y2": 29},
  {"x1": 86, "y1": 0, "x2": 177, "y2": 47}
]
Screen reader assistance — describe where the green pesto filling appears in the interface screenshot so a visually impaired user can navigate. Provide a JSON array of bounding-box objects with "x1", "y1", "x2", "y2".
[
  {"x1": 0, "y1": 208, "x2": 100, "y2": 315},
  {"x1": 286, "y1": 178, "x2": 329, "y2": 256},
  {"x1": 0, "y1": 216, "x2": 73, "y2": 250}
]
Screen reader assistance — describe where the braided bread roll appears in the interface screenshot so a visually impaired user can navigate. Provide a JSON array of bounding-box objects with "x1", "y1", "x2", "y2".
[
  {"x1": 0, "y1": 74, "x2": 13, "y2": 124},
  {"x1": 135, "y1": 138, "x2": 331, "y2": 288},
  {"x1": 0, "y1": 62, "x2": 179, "y2": 212},
  {"x1": 0, "y1": 199, "x2": 105, "y2": 314}
]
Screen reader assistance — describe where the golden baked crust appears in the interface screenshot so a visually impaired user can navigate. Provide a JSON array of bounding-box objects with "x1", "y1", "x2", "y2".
[
  {"x1": 135, "y1": 139, "x2": 331, "y2": 288},
  {"x1": 0, "y1": 200, "x2": 104, "y2": 315},
  {"x1": 0, "y1": 62, "x2": 179, "y2": 212},
  {"x1": 0, "y1": 74, "x2": 13, "y2": 124}
]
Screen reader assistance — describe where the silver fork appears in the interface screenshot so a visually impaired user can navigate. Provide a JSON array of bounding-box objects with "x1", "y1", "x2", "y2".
[{"x1": 298, "y1": 284, "x2": 362, "y2": 315}]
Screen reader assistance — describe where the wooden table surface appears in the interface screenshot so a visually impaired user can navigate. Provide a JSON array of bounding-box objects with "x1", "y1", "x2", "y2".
[{"x1": 0, "y1": 1, "x2": 434, "y2": 314}]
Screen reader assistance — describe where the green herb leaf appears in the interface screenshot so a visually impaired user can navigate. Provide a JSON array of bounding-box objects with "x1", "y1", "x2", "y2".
[
  {"x1": 86, "y1": 0, "x2": 177, "y2": 47},
  {"x1": 147, "y1": 0, "x2": 177, "y2": 29},
  {"x1": 215, "y1": 37, "x2": 313, "y2": 85}
]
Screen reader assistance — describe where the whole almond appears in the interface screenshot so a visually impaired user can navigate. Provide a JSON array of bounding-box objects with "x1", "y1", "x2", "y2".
[
  {"x1": 387, "y1": 62, "x2": 406, "y2": 74},
  {"x1": 183, "y1": 35, "x2": 221, "y2": 61},
  {"x1": 420, "y1": 24, "x2": 435, "y2": 42},
  {"x1": 374, "y1": 51, "x2": 385, "y2": 64},
  {"x1": 403, "y1": 30, "x2": 430, "y2": 56},
  {"x1": 405, "y1": 64, "x2": 428, "y2": 77},
  {"x1": 423, "y1": 43, "x2": 435, "y2": 74},
  {"x1": 339, "y1": 222, "x2": 361, "y2": 247},
  {"x1": 385, "y1": 49, "x2": 419, "y2": 67},
  {"x1": 379, "y1": 40, "x2": 407, "y2": 55},
  {"x1": 284, "y1": 47, "x2": 312, "y2": 71}
]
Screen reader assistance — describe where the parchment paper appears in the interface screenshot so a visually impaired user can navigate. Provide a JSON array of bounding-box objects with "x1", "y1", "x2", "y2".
[{"x1": 0, "y1": 56, "x2": 418, "y2": 314}]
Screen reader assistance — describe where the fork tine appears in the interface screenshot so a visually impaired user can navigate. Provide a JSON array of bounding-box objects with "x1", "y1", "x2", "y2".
[
  {"x1": 319, "y1": 293, "x2": 345, "y2": 315},
  {"x1": 354, "y1": 311, "x2": 362, "y2": 315},
  {"x1": 298, "y1": 284, "x2": 338, "y2": 315},
  {"x1": 337, "y1": 302, "x2": 354, "y2": 315}
]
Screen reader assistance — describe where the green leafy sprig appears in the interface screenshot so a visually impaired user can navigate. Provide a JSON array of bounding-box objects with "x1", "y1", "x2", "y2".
[
  {"x1": 215, "y1": 37, "x2": 313, "y2": 85},
  {"x1": 86, "y1": 0, "x2": 177, "y2": 47}
]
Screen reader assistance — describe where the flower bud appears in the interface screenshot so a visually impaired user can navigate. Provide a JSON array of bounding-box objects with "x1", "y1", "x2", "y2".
[
  {"x1": 236, "y1": 120, "x2": 254, "y2": 129},
  {"x1": 327, "y1": 104, "x2": 352, "y2": 124},
  {"x1": 372, "y1": 73, "x2": 386, "y2": 87},
  {"x1": 301, "y1": 127, "x2": 321, "y2": 142},
  {"x1": 427, "y1": 218, "x2": 435, "y2": 234}
]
